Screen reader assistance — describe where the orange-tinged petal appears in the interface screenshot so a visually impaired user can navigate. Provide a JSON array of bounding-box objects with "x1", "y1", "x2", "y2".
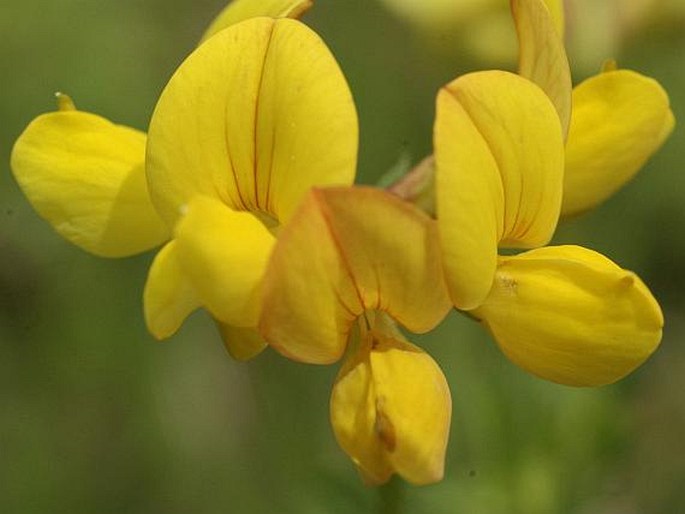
[
  {"x1": 216, "y1": 322, "x2": 268, "y2": 361},
  {"x1": 144, "y1": 241, "x2": 201, "y2": 339},
  {"x1": 147, "y1": 17, "x2": 357, "y2": 226},
  {"x1": 330, "y1": 326, "x2": 451, "y2": 485},
  {"x1": 474, "y1": 245, "x2": 663, "y2": 386},
  {"x1": 435, "y1": 70, "x2": 564, "y2": 310},
  {"x1": 562, "y1": 69, "x2": 675, "y2": 217},
  {"x1": 10, "y1": 95, "x2": 169, "y2": 257},
  {"x1": 200, "y1": 0, "x2": 313, "y2": 43},
  {"x1": 260, "y1": 186, "x2": 451, "y2": 364},
  {"x1": 174, "y1": 196, "x2": 276, "y2": 328},
  {"x1": 512, "y1": 0, "x2": 572, "y2": 137}
]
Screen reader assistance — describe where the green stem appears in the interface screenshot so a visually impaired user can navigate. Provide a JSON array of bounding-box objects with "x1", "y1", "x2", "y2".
[{"x1": 378, "y1": 478, "x2": 405, "y2": 514}]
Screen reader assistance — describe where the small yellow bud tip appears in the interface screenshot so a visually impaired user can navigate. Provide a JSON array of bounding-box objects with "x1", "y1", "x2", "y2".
[
  {"x1": 55, "y1": 92, "x2": 76, "y2": 111},
  {"x1": 601, "y1": 59, "x2": 619, "y2": 73}
]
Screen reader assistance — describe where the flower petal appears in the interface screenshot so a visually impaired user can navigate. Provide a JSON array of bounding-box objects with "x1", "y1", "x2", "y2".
[
  {"x1": 147, "y1": 17, "x2": 357, "y2": 226},
  {"x1": 200, "y1": 0, "x2": 313, "y2": 43},
  {"x1": 473, "y1": 245, "x2": 663, "y2": 387},
  {"x1": 330, "y1": 327, "x2": 451, "y2": 485},
  {"x1": 174, "y1": 196, "x2": 276, "y2": 328},
  {"x1": 541, "y1": 0, "x2": 564, "y2": 38},
  {"x1": 512, "y1": 0, "x2": 572, "y2": 136},
  {"x1": 260, "y1": 186, "x2": 451, "y2": 364},
  {"x1": 435, "y1": 70, "x2": 564, "y2": 310},
  {"x1": 10, "y1": 95, "x2": 169, "y2": 257},
  {"x1": 562, "y1": 69, "x2": 675, "y2": 217},
  {"x1": 216, "y1": 322, "x2": 268, "y2": 361},
  {"x1": 144, "y1": 241, "x2": 201, "y2": 339}
]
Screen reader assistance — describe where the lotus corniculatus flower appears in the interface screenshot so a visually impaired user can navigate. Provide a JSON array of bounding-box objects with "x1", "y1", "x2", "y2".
[
  {"x1": 11, "y1": 6, "x2": 359, "y2": 360},
  {"x1": 259, "y1": 186, "x2": 452, "y2": 485},
  {"x1": 434, "y1": 0, "x2": 671, "y2": 387}
]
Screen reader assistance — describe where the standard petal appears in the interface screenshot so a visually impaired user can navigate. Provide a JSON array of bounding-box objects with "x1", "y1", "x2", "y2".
[
  {"x1": 174, "y1": 196, "x2": 276, "y2": 328},
  {"x1": 216, "y1": 322, "x2": 268, "y2": 361},
  {"x1": 512, "y1": 0, "x2": 572, "y2": 136},
  {"x1": 10, "y1": 96, "x2": 169, "y2": 257},
  {"x1": 562, "y1": 69, "x2": 675, "y2": 217},
  {"x1": 260, "y1": 186, "x2": 451, "y2": 364},
  {"x1": 144, "y1": 241, "x2": 201, "y2": 339},
  {"x1": 200, "y1": 0, "x2": 313, "y2": 43},
  {"x1": 147, "y1": 17, "x2": 357, "y2": 226},
  {"x1": 435, "y1": 70, "x2": 564, "y2": 310},
  {"x1": 473, "y1": 245, "x2": 664, "y2": 387},
  {"x1": 330, "y1": 329, "x2": 451, "y2": 485}
]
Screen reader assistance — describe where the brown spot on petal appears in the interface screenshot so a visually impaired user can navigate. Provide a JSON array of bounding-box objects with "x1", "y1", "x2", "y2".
[{"x1": 375, "y1": 398, "x2": 396, "y2": 452}]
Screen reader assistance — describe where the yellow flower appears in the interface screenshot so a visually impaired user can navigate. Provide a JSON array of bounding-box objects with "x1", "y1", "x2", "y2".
[
  {"x1": 142, "y1": 17, "x2": 358, "y2": 358},
  {"x1": 433, "y1": 4, "x2": 666, "y2": 386},
  {"x1": 259, "y1": 186, "x2": 452, "y2": 485},
  {"x1": 10, "y1": 2, "x2": 354, "y2": 359}
]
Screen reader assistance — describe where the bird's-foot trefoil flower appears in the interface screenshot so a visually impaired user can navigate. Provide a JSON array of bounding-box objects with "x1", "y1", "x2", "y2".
[
  {"x1": 433, "y1": 45, "x2": 665, "y2": 386},
  {"x1": 10, "y1": 1, "x2": 322, "y2": 355},
  {"x1": 259, "y1": 186, "x2": 452, "y2": 484},
  {"x1": 143, "y1": 16, "x2": 358, "y2": 358}
]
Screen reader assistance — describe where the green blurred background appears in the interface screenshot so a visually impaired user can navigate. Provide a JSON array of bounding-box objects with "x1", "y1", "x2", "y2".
[{"x1": 1, "y1": 1, "x2": 684, "y2": 512}]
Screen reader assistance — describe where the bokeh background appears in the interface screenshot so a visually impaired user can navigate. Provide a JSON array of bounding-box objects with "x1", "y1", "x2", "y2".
[{"x1": 1, "y1": 0, "x2": 684, "y2": 512}]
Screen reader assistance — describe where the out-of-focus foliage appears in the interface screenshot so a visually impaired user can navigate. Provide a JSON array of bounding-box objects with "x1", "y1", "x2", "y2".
[{"x1": 1, "y1": 0, "x2": 684, "y2": 512}]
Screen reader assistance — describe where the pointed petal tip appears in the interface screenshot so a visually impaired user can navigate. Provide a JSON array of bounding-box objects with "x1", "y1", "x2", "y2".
[{"x1": 55, "y1": 92, "x2": 76, "y2": 111}]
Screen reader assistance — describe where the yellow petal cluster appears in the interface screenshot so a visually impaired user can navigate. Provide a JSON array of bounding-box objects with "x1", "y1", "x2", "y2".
[
  {"x1": 260, "y1": 186, "x2": 452, "y2": 483},
  {"x1": 433, "y1": 0, "x2": 669, "y2": 387},
  {"x1": 8, "y1": 0, "x2": 674, "y2": 488},
  {"x1": 331, "y1": 319, "x2": 451, "y2": 485},
  {"x1": 144, "y1": 17, "x2": 358, "y2": 358}
]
